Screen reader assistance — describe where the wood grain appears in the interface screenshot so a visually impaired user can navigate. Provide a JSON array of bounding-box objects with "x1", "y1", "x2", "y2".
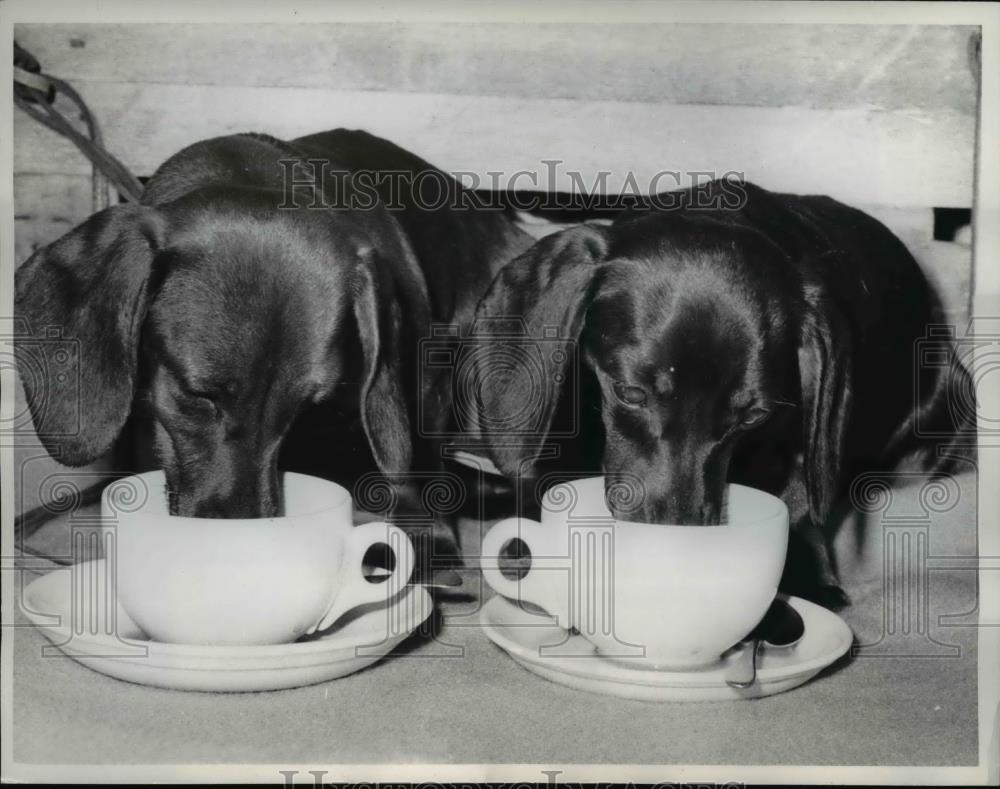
[
  {"x1": 13, "y1": 83, "x2": 975, "y2": 207},
  {"x1": 910, "y1": 240, "x2": 974, "y2": 328},
  {"x1": 13, "y1": 174, "x2": 94, "y2": 265},
  {"x1": 14, "y1": 23, "x2": 979, "y2": 113}
]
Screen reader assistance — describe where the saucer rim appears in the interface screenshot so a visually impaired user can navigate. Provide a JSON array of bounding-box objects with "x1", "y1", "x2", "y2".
[
  {"x1": 22, "y1": 559, "x2": 433, "y2": 659},
  {"x1": 480, "y1": 593, "x2": 853, "y2": 687}
]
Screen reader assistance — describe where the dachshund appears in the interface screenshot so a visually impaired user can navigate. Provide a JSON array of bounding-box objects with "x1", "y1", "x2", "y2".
[
  {"x1": 15, "y1": 129, "x2": 533, "y2": 569},
  {"x1": 471, "y1": 179, "x2": 975, "y2": 606}
]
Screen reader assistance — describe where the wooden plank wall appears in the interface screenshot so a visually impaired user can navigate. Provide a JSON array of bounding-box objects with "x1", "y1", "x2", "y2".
[
  {"x1": 11, "y1": 23, "x2": 979, "y2": 514},
  {"x1": 13, "y1": 24, "x2": 978, "y2": 200}
]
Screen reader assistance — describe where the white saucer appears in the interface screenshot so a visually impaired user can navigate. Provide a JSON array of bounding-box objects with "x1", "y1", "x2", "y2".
[
  {"x1": 480, "y1": 594, "x2": 853, "y2": 701},
  {"x1": 21, "y1": 560, "x2": 434, "y2": 692}
]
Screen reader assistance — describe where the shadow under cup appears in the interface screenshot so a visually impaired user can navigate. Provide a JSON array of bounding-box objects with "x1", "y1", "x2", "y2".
[
  {"x1": 481, "y1": 477, "x2": 789, "y2": 670},
  {"x1": 102, "y1": 471, "x2": 414, "y2": 646}
]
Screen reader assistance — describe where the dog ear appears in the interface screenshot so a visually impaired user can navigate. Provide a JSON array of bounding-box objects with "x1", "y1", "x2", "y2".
[
  {"x1": 473, "y1": 225, "x2": 610, "y2": 477},
  {"x1": 797, "y1": 286, "x2": 853, "y2": 525},
  {"x1": 352, "y1": 249, "x2": 414, "y2": 475},
  {"x1": 14, "y1": 204, "x2": 163, "y2": 466}
]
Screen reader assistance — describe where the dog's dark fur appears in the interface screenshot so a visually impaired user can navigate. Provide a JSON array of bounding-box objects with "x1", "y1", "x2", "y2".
[
  {"x1": 473, "y1": 179, "x2": 975, "y2": 605},
  {"x1": 15, "y1": 130, "x2": 532, "y2": 541}
]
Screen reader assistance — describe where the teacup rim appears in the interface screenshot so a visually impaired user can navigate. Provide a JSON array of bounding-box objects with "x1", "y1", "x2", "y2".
[
  {"x1": 101, "y1": 469, "x2": 353, "y2": 522},
  {"x1": 543, "y1": 477, "x2": 788, "y2": 529}
]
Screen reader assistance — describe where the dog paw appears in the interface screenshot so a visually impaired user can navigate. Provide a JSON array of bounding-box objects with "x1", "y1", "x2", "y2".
[{"x1": 811, "y1": 584, "x2": 852, "y2": 611}]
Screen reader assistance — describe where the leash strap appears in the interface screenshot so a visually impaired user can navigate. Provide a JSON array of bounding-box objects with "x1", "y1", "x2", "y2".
[
  {"x1": 13, "y1": 64, "x2": 51, "y2": 95},
  {"x1": 13, "y1": 48, "x2": 145, "y2": 205}
]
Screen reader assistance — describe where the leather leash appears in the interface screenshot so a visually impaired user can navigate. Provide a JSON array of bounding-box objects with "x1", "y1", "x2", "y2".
[{"x1": 13, "y1": 43, "x2": 145, "y2": 207}]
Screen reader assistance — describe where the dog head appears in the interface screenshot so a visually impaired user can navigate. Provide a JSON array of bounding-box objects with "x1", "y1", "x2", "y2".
[
  {"x1": 15, "y1": 186, "x2": 425, "y2": 517},
  {"x1": 474, "y1": 215, "x2": 851, "y2": 525}
]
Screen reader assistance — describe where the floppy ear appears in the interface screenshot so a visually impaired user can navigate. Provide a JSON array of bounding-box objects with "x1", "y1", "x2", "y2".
[
  {"x1": 473, "y1": 224, "x2": 609, "y2": 476},
  {"x1": 797, "y1": 285, "x2": 853, "y2": 525},
  {"x1": 352, "y1": 250, "x2": 414, "y2": 475},
  {"x1": 14, "y1": 204, "x2": 163, "y2": 466}
]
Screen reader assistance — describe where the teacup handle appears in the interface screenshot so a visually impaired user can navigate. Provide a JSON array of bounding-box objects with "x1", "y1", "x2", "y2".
[
  {"x1": 481, "y1": 517, "x2": 565, "y2": 620},
  {"x1": 310, "y1": 522, "x2": 415, "y2": 633}
]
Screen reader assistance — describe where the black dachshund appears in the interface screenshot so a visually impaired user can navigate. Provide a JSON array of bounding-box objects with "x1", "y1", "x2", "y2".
[
  {"x1": 16, "y1": 129, "x2": 532, "y2": 564},
  {"x1": 472, "y1": 179, "x2": 974, "y2": 605}
]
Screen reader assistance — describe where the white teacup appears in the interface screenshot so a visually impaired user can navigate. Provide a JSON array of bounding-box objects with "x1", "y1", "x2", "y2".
[
  {"x1": 103, "y1": 471, "x2": 415, "y2": 646},
  {"x1": 481, "y1": 477, "x2": 788, "y2": 669}
]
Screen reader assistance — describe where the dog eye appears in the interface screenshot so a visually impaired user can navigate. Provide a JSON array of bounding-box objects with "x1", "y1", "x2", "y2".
[
  {"x1": 741, "y1": 406, "x2": 772, "y2": 427},
  {"x1": 613, "y1": 382, "x2": 648, "y2": 407}
]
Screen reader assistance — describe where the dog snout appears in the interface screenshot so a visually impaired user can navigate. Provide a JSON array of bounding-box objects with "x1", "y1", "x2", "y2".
[
  {"x1": 698, "y1": 497, "x2": 724, "y2": 525},
  {"x1": 167, "y1": 460, "x2": 283, "y2": 519},
  {"x1": 173, "y1": 488, "x2": 282, "y2": 519},
  {"x1": 606, "y1": 461, "x2": 725, "y2": 526},
  {"x1": 189, "y1": 494, "x2": 279, "y2": 519},
  {"x1": 627, "y1": 492, "x2": 722, "y2": 526},
  {"x1": 645, "y1": 494, "x2": 708, "y2": 526}
]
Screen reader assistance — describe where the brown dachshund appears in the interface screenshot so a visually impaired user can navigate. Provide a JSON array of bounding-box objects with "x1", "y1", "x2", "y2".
[
  {"x1": 16, "y1": 129, "x2": 532, "y2": 572},
  {"x1": 472, "y1": 179, "x2": 974, "y2": 606}
]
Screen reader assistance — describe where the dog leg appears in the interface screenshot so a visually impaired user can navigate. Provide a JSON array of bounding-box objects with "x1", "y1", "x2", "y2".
[{"x1": 781, "y1": 515, "x2": 851, "y2": 610}]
